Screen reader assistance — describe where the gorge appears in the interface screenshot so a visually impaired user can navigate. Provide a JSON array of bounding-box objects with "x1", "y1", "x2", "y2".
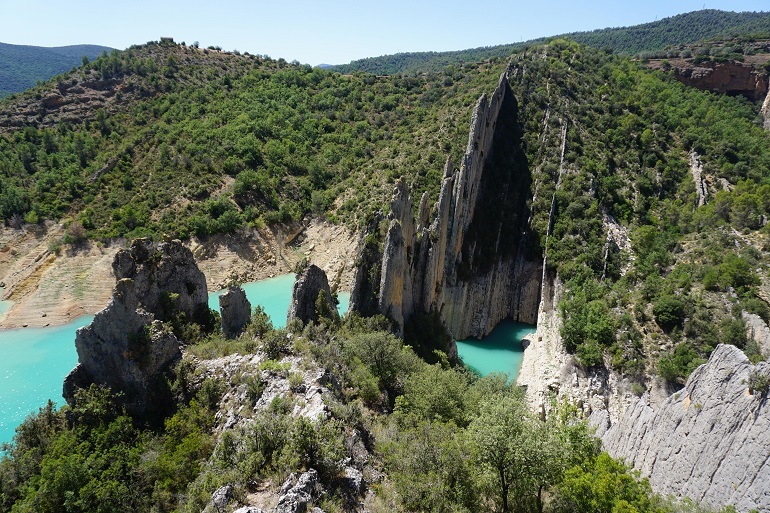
[{"x1": 350, "y1": 71, "x2": 542, "y2": 341}]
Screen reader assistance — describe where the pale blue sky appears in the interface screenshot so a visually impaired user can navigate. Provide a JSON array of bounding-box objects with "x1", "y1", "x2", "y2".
[{"x1": 1, "y1": 1, "x2": 768, "y2": 65}]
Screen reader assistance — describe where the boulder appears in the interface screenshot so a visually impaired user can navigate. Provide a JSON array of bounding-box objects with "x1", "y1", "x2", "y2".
[
  {"x1": 287, "y1": 265, "x2": 339, "y2": 326},
  {"x1": 275, "y1": 469, "x2": 322, "y2": 513},
  {"x1": 220, "y1": 286, "x2": 251, "y2": 339}
]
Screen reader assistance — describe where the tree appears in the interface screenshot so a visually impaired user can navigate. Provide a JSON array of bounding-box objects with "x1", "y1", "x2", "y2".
[
  {"x1": 468, "y1": 394, "x2": 530, "y2": 513},
  {"x1": 552, "y1": 452, "x2": 655, "y2": 513}
]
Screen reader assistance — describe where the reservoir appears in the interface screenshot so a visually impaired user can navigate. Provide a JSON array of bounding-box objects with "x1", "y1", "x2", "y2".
[
  {"x1": 0, "y1": 273, "x2": 349, "y2": 446},
  {"x1": 455, "y1": 320, "x2": 534, "y2": 380}
]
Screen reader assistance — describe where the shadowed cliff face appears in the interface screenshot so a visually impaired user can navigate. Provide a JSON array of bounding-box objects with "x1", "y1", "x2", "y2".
[
  {"x1": 351, "y1": 72, "x2": 542, "y2": 340},
  {"x1": 458, "y1": 83, "x2": 532, "y2": 280}
]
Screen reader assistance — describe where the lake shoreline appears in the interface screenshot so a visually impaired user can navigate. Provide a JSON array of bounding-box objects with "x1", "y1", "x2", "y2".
[{"x1": 0, "y1": 220, "x2": 358, "y2": 330}]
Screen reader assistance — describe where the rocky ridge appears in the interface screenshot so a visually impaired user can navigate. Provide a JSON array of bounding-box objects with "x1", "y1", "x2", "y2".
[
  {"x1": 351, "y1": 71, "x2": 542, "y2": 339},
  {"x1": 63, "y1": 238, "x2": 209, "y2": 419},
  {"x1": 594, "y1": 344, "x2": 770, "y2": 513}
]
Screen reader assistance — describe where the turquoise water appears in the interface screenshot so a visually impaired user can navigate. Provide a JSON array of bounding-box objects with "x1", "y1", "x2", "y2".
[
  {"x1": 209, "y1": 274, "x2": 297, "y2": 329},
  {"x1": 455, "y1": 320, "x2": 535, "y2": 380},
  {"x1": 0, "y1": 273, "x2": 348, "y2": 447},
  {"x1": 208, "y1": 274, "x2": 350, "y2": 328},
  {"x1": 337, "y1": 291, "x2": 350, "y2": 316},
  {"x1": 0, "y1": 315, "x2": 92, "y2": 445}
]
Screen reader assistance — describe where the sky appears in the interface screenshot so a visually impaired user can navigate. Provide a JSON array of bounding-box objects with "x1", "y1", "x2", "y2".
[{"x1": 1, "y1": 0, "x2": 769, "y2": 66}]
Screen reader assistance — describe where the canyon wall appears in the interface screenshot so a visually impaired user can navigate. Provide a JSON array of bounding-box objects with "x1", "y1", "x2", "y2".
[
  {"x1": 351, "y1": 72, "x2": 542, "y2": 339},
  {"x1": 595, "y1": 344, "x2": 770, "y2": 513},
  {"x1": 670, "y1": 60, "x2": 769, "y2": 101}
]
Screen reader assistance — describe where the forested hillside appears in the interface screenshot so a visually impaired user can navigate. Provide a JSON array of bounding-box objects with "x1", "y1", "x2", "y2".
[
  {"x1": 1, "y1": 35, "x2": 770, "y2": 512},
  {"x1": 331, "y1": 9, "x2": 770, "y2": 75},
  {"x1": 0, "y1": 42, "x2": 504, "y2": 240},
  {"x1": 0, "y1": 42, "x2": 112, "y2": 98}
]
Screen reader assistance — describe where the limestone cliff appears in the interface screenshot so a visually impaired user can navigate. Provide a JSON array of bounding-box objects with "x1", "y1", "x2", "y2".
[
  {"x1": 666, "y1": 60, "x2": 769, "y2": 101},
  {"x1": 64, "y1": 238, "x2": 209, "y2": 420},
  {"x1": 762, "y1": 88, "x2": 770, "y2": 131},
  {"x1": 351, "y1": 71, "x2": 542, "y2": 339},
  {"x1": 287, "y1": 264, "x2": 339, "y2": 326},
  {"x1": 595, "y1": 344, "x2": 770, "y2": 513}
]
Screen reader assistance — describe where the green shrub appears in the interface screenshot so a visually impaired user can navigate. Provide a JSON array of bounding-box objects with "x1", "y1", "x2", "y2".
[
  {"x1": 748, "y1": 370, "x2": 770, "y2": 396},
  {"x1": 658, "y1": 343, "x2": 705, "y2": 384},
  {"x1": 652, "y1": 295, "x2": 686, "y2": 331}
]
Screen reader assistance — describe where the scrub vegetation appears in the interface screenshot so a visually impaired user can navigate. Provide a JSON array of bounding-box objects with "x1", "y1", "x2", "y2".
[{"x1": 1, "y1": 11, "x2": 770, "y2": 511}]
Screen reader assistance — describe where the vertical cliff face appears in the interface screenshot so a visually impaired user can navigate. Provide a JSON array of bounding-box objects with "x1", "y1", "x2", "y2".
[
  {"x1": 664, "y1": 60, "x2": 770, "y2": 101},
  {"x1": 351, "y1": 72, "x2": 542, "y2": 339},
  {"x1": 594, "y1": 344, "x2": 770, "y2": 513}
]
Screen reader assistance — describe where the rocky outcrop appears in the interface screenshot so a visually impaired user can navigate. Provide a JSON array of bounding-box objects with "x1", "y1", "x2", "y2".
[
  {"x1": 690, "y1": 151, "x2": 709, "y2": 207},
  {"x1": 744, "y1": 311, "x2": 770, "y2": 358},
  {"x1": 762, "y1": 89, "x2": 770, "y2": 131},
  {"x1": 275, "y1": 469, "x2": 323, "y2": 513},
  {"x1": 669, "y1": 60, "x2": 769, "y2": 101},
  {"x1": 63, "y1": 238, "x2": 209, "y2": 420},
  {"x1": 351, "y1": 71, "x2": 542, "y2": 339},
  {"x1": 597, "y1": 344, "x2": 770, "y2": 512},
  {"x1": 220, "y1": 286, "x2": 251, "y2": 339},
  {"x1": 287, "y1": 265, "x2": 339, "y2": 326},
  {"x1": 112, "y1": 238, "x2": 208, "y2": 322},
  {"x1": 516, "y1": 272, "x2": 647, "y2": 422}
]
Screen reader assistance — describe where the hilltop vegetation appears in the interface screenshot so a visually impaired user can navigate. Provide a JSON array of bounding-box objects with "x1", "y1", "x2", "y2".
[
  {"x1": 0, "y1": 30, "x2": 769, "y2": 511},
  {"x1": 331, "y1": 9, "x2": 770, "y2": 75},
  {"x1": 0, "y1": 42, "x2": 112, "y2": 98},
  {"x1": 1, "y1": 37, "x2": 769, "y2": 384},
  {"x1": 0, "y1": 41, "x2": 503, "y2": 240}
]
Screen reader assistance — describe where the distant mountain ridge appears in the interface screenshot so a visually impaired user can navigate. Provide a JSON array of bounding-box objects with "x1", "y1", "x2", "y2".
[
  {"x1": 0, "y1": 42, "x2": 114, "y2": 98},
  {"x1": 331, "y1": 9, "x2": 770, "y2": 75}
]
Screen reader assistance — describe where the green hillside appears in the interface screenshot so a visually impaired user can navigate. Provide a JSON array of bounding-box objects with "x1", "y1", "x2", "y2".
[
  {"x1": 0, "y1": 42, "x2": 113, "y2": 98},
  {"x1": 331, "y1": 9, "x2": 770, "y2": 75},
  {"x1": 0, "y1": 35, "x2": 769, "y2": 513}
]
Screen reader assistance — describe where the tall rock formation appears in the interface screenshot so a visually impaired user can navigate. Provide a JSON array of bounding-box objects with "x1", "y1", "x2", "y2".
[
  {"x1": 351, "y1": 71, "x2": 542, "y2": 339},
  {"x1": 63, "y1": 238, "x2": 209, "y2": 420},
  {"x1": 595, "y1": 344, "x2": 770, "y2": 512},
  {"x1": 762, "y1": 88, "x2": 770, "y2": 131},
  {"x1": 220, "y1": 286, "x2": 251, "y2": 339},
  {"x1": 287, "y1": 264, "x2": 339, "y2": 326}
]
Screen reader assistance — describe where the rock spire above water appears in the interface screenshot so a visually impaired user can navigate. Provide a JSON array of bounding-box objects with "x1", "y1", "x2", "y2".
[
  {"x1": 63, "y1": 238, "x2": 209, "y2": 420},
  {"x1": 351, "y1": 71, "x2": 542, "y2": 339},
  {"x1": 287, "y1": 264, "x2": 339, "y2": 326}
]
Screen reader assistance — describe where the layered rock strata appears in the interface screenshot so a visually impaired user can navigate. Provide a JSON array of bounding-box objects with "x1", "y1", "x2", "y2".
[
  {"x1": 595, "y1": 344, "x2": 770, "y2": 513},
  {"x1": 220, "y1": 286, "x2": 251, "y2": 339},
  {"x1": 63, "y1": 238, "x2": 208, "y2": 419},
  {"x1": 287, "y1": 264, "x2": 339, "y2": 326},
  {"x1": 351, "y1": 72, "x2": 542, "y2": 339},
  {"x1": 670, "y1": 60, "x2": 769, "y2": 101}
]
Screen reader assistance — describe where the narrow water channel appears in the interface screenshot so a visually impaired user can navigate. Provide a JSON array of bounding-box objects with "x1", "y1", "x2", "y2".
[{"x1": 455, "y1": 320, "x2": 535, "y2": 381}]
